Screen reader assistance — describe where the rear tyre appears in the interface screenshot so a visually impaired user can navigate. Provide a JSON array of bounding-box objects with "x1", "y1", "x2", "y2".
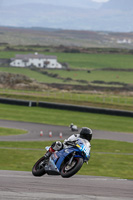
[
  {"x1": 60, "y1": 157, "x2": 83, "y2": 178},
  {"x1": 32, "y1": 156, "x2": 46, "y2": 176}
]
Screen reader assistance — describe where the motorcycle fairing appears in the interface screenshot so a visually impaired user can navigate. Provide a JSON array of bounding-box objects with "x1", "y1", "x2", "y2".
[
  {"x1": 54, "y1": 147, "x2": 82, "y2": 171},
  {"x1": 44, "y1": 156, "x2": 60, "y2": 175},
  {"x1": 44, "y1": 147, "x2": 76, "y2": 175}
]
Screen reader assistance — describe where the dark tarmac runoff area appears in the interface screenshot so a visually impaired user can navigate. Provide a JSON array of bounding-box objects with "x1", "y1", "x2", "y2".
[{"x1": 0, "y1": 119, "x2": 133, "y2": 200}]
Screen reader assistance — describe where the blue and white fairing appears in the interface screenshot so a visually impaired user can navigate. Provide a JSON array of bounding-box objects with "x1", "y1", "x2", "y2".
[{"x1": 75, "y1": 138, "x2": 91, "y2": 160}]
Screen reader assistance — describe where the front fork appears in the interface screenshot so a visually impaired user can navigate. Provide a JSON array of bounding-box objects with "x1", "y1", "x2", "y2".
[{"x1": 68, "y1": 152, "x2": 76, "y2": 166}]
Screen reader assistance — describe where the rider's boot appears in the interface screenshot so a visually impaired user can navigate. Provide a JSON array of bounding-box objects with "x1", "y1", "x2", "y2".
[{"x1": 44, "y1": 147, "x2": 55, "y2": 159}]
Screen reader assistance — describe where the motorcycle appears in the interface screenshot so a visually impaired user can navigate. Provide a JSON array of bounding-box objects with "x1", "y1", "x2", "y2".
[
  {"x1": 32, "y1": 138, "x2": 91, "y2": 178},
  {"x1": 69, "y1": 123, "x2": 78, "y2": 131}
]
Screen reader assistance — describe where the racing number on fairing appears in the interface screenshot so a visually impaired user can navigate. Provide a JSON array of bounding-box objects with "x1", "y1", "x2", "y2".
[
  {"x1": 82, "y1": 145, "x2": 90, "y2": 156},
  {"x1": 76, "y1": 144, "x2": 89, "y2": 156}
]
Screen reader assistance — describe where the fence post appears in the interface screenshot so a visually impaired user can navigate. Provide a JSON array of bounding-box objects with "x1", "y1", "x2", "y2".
[{"x1": 29, "y1": 101, "x2": 32, "y2": 107}]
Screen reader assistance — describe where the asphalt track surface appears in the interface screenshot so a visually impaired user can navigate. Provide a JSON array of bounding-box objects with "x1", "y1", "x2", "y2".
[
  {"x1": 0, "y1": 119, "x2": 133, "y2": 200},
  {"x1": 0, "y1": 170, "x2": 133, "y2": 200},
  {"x1": 0, "y1": 119, "x2": 133, "y2": 142}
]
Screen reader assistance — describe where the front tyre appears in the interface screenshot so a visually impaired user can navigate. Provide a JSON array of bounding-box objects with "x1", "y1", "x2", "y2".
[
  {"x1": 32, "y1": 156, "x2": 46, "y2": 177},
  {"x1": 60, "y1": 157, "x2": 83, "y2": 178}
]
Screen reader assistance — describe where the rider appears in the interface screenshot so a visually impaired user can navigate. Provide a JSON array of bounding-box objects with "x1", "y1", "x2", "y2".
[{"x1": 44, "y1": 127, "x2": 92, "y2": 159}]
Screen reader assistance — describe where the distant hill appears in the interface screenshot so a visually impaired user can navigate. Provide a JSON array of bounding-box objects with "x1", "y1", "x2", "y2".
[{"x1": 0, "y1": 26, "x2": 133, "y2": 49}]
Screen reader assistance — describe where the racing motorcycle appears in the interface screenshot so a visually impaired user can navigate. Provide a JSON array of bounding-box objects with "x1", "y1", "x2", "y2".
[
  {"x1": 69, "y1": 123, "x2": 78, "y2": 132},
  {"x1": 32, "y1": 138, "x2": 91, "y2": 178}
]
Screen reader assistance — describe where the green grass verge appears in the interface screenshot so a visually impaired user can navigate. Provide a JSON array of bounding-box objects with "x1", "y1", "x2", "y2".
[
  {"x1": 0, "y1": 140, "x2": 133, "y2": 153},
  {"x1": 0, "y1": 89, "x2": 133, "y2": 111},
  {"x1": 0, "y1": 140, "x2": 132, "y2": 179},
  {"x1": 80, "y1": 153, "x2": 133, "y2": 179},
  {"x1": 0, "y1": 103, "x2": 133, "y2": 133},
  {"x1": 0, "y1": 127, "x2": 27, "y2": 136}
]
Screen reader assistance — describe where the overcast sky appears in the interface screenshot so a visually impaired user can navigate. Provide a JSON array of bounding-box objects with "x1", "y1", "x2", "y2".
[
  {"x1": 92, "y1": 0, "x2": 109, "y2": 2},
  {"x1": 0, "y1": 0, "x2": 132, "y2": 32},
  {"x1": 0, "y1": 0, "x2": 110, "y2": 7},
  {"x1": 0, "y1": 0, "x2": 100, "y2": 13}
]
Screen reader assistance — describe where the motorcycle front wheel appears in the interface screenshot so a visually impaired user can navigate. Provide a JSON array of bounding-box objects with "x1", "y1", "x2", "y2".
[
  {"x1": 60, "y1": 157, "x2": 83, "y2": 178},
  {"x1": 32, "y1": 156, "x2": 46, "y2": 176}
]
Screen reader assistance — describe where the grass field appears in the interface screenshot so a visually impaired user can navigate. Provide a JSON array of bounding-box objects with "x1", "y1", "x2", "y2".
[
  {"x1": 0, "y1": 89, "x2": 133, "y2": 111},
  {"x1": 52, "y1": 52, "x2": 133, "y2": 69},
  {"x1": 0, "y1": 50, "x2": 133, "y2": 111},
  {"x1": 0, "y1": 127, "x2": 27, "y2": 136},
  {"x1": 1, "y1": 51, "x2": 133, "y2": 69},
  {"x1": 0, "y1": 66, "x2": 133, "y2": 85},
  {"x1": 0, "y1": 67, "x2": 64, "y2": 84},
  {"x1": 0, "y1": 50, "x2": 133, "y2": 96},
  {"x1": 45, "y1": 69, "x2": 133, "y2": 84},
  {"x1": 0, "y1": 140, "x2": 132, "y2": 179},
  {"x1": 0, "y1": 103, "x2": 133, "y2": 133}
]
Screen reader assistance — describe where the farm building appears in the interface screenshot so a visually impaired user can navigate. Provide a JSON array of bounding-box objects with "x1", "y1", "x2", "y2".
[{"x1": 10, "y1": 53, "x2": 62, "y2": 68}]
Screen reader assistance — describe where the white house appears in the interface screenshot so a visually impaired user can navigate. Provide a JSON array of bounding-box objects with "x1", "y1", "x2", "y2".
[
  {"x1": 10, "y1": 53, "x2": 62, "y2": 68},
  {"x1": 117, "y1": 39, "x2": 131, "y2": 44}
]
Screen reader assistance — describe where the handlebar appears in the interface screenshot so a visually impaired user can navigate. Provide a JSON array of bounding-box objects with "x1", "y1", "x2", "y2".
[{"x1": 65, "y1": 141, "x2": 77, "y2": 146}]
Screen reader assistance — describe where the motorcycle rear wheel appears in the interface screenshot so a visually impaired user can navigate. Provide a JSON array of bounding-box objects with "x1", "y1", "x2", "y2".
[
  {"x1": 32, "y1": 156, "x2": 46, "y2": 176},
  {"x1": 60, "y1": 157, "x2": 83, "y2": 178}
]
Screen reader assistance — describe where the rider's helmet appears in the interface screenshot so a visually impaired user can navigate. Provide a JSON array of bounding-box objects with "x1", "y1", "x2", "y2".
[
  {"x1": 79, "y1": 127, "x2": 92, "y2": 142},
  {"x1": 70, "y1": 123, "x2": 74, "y2": 127},
  {"x1": 51, "y1": 141, "x2": 63, "y2": 151}
]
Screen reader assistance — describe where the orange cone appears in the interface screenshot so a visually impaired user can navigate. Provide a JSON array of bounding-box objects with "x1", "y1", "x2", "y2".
[
  {"x1": 59, "y1": 132, "x2": 63, "y2": 139},
  {"x1": 40, "y1": 130, "x2": 43, "y2": 136},
  {"x1": 49, "y1": 131, "x2": 52, "y2": 137}
]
